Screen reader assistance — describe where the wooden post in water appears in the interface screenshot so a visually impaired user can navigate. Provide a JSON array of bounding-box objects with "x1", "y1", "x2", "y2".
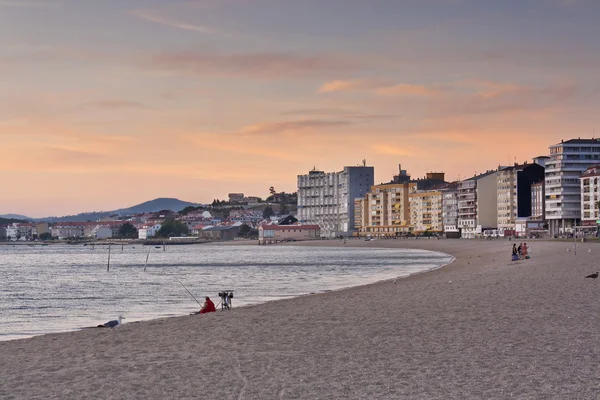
[
  {"x1": 107, "y1": 244, "x2": 112, "y2": 272},
  {"x1": 144, "y1": 250, "x2": 150, "y2": 272}
]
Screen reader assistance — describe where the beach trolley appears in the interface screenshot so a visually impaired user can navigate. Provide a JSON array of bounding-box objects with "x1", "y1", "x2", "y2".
[{"x1": 218, "y1": 290, "x2": 234, "y2": 310}]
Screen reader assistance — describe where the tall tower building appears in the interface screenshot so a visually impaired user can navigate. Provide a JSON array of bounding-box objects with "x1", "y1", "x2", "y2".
[
  {"x1": 546, "y1": 139, "x2": 600, "y2": 234},
  {"x1": 297, "y1": 165, "x2": 374, "y2": 237}
]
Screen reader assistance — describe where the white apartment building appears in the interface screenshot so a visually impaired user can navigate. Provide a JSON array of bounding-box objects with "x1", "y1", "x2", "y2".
[
  {"x1": 138, "y1": 224, "x2": 162, "y2": 240},
  {"x1": 579, "y1": 165, "x2": 600, "y2": 226},
  {"x1": 297, "y1": 165, "x2": 374, "y2": 237},
  {"x1": 458, "y1": 169, "x2": 503, "y2": 238},
  {"x1": 442, "y1": 187, "x2": 459, "y2": 234},
  {"x1": 546, "y1": 139, "x2": 600, "y2": 234},
  {"x1": 5, "y1": 223, "x2": 33, "y2": 241}
]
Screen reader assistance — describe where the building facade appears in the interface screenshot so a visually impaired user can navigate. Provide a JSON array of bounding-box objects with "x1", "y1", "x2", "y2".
[
  {"x1": 546, "y1": 139, "x2": 600, "y2": 234},
  {"x1": 297, "y1": 165, "x2": 374, "y2": 237},
  {"x1": 355, "y1": 182, "x2": 414, "y2": 237},
  {"x1": 409, "y1": 190, "x2": 443, "y2": 233},
  {"x1": 531, "y1": 181, "x2": 545, "y2": 220},
  {"x1": 442, "y1": 188, "x2": 459, "y2": 234},
  {"x1": 579, "y1": 165, "x2": 600, "y2": 226},
  {"x1": 497, "y1": 163, "x2": 545, "y2": 233},
  {"x1": 458, "y1": 169, "x2": 503, "y2": 238},
  {"x1": 258, "y1": 224, "x2": 321, "y2": 244}
]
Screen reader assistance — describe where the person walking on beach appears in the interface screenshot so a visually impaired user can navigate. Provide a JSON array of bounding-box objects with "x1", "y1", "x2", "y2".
[
  {"x1": 199, "y1": 296, "x2": 216, "y2": 314},
  {"x1": 512, "y1": 244, "x2": 518, "y2": 261},
  {"x1": 517, "y1": 243, "x2": 523, "y2": 259}
]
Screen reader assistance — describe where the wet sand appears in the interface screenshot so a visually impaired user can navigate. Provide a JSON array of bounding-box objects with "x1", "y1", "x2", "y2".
[{"x1": 1, "y1": 239, "x2": 599, "y2": 399}]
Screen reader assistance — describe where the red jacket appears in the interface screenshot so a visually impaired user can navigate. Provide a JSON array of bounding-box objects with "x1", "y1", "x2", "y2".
[{"x1": 200, "y1": 299, "x2": 216, "y2": 314}]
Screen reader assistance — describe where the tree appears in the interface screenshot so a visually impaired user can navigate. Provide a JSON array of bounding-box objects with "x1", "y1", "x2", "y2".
[
  {"x1": 238, "y1": 224, "x2": 251, "y2": 237},
  {"x1": 155, "y1": 219, "x2": 189, "y2": 238},
  {"x1": 118, "y1": 223, "x2": 138, "y2": 239},
  {"x1": 269, "y1": 186, "x2": 276, "y2": 196},
  {"x1": 263, "y1": 206, "x2": 274, "y2": 219},
  {"x1": 39, "y1": 232, "x2": 52, "y2": 241},
  {"x1": 279, "y1": 201, "x2": 288, "y2": 215}
]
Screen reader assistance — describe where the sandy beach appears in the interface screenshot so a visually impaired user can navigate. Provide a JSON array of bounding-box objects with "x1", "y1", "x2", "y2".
[{"x1": 1, "y1": 239, "x2": 599, "y2": 399}]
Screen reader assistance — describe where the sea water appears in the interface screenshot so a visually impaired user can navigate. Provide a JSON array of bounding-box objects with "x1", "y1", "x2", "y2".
[{"x1": 0, "y1": 243, "x2": 452, "y2": 341}]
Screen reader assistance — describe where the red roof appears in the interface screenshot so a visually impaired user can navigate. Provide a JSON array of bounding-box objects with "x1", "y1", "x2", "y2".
[{"x1": 259, "y1": 224, "x2": 320, "y2": 231}]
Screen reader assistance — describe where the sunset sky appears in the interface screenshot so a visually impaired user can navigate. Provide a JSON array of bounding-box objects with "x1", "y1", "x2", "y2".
[{"x1": 2, "y1": 0, "x2": 599, "y2": 217}]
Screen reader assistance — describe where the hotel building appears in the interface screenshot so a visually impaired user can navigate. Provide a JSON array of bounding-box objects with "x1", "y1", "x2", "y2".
[
  {"x1": 297, "y1": 165, "x2": 374, "y2": 237},
  {"x1": 546, "y1": 139, "x2": 600, "y2": 234}
]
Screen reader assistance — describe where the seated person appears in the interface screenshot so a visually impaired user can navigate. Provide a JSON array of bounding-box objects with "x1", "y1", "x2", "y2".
[{"x1": 199, "y1": 296, "x2": 216, "y2": 314}]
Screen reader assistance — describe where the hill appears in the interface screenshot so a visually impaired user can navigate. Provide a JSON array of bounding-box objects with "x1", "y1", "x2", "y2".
[
  {"x1": 0, "y1": 214, "x2": 32, "y2": 221},
  {"x1": 14, "y1": 198, "x2": 202, "y2": 223}
]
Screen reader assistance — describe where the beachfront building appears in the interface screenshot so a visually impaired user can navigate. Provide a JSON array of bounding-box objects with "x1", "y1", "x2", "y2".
[
  {"x1": 297, "y1": 164, "x2": 374, "y2": 237},
  {"x1": 5, "y1": 223, "x2": 33, "y2": 241},
  {"x1": 545, "y1": 139, "x2": 600, "y2": 234},
  {"x1": 197, "y1": 225, "x2": 242, "y2": 241},
  {"x1": 496, "y1": 162, "x2": 545, "y2": 234},
  {"x1": 458, "y1": 168, "x2": 503, "y2": 239},
  {"x1": 531, "y1": 181, "x2": 545, "y2": 220},
  {"x1": 409, "y1": 189, "x2": 444, "y2": 233},
  {"x1": 51, "y1": 223, "x2": 86, "y2": 240},
  {"x1": 258, "y1": 223, "x2": 321, "y2": 244},
  {"x1": 442, "y1": 187, "x2": 459, "y2": 236},
  {"x1": 579, "y1": 165, "x2": 600, "y2": 227},
  {"x1": 355, "y1": 182, "x2": 415, "y2": 237}
]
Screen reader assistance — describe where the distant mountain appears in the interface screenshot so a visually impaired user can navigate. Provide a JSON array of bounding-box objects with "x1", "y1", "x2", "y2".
[
  {"x1": 0, "y1": 214, "x2": 32, "y2": 221},
  {"x1": 113, "y1": 198, "x2": 201, "y2": 215},
  {"x1": 14, "y1": 198, "x2": 202, "y2": 223}
]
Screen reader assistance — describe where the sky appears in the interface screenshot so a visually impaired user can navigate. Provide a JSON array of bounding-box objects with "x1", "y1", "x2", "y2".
[{"x1": 1, "y1": 0, "x2": 600, "y2": 217}]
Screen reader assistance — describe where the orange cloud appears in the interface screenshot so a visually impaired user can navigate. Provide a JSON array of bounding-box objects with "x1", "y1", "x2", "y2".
[
  {"x1": 133, "y1": 9, "x2": 227, "y2": 37},
  {"x1": 143, "y1": 51, "x2": 359, "y2": 79},
  {"x1": 370, "y1": 144, "x2": 421, "y2": 157},
  {"x1": 317, "y1": 79, "x2": 378, "y2": 93},
  {"x1": 375, "y1": 84, "x2": 441, "y2": 97},
  {"x1": 240, "y1": 120, "x2": 352, "y2": 135}
]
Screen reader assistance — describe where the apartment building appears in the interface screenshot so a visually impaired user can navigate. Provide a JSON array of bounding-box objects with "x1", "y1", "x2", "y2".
[
  {"x1": 442, "y1": 187, "x2": 459, "y2": 234},
  {"x1": 579, "y1": 165, "x2": 600, "y2": 226},
  {"x1": 546, "y1": 139, "x2": 600, "y2": 234},
  {"x1": 458, "y1": 168, "x2": 503, "y2": 238},
  {"x1": 409, "y1": 189, "x2": 444, "y2": 233},
  {"x1": 531, "y1": 181, "x2": 545, "y2": 220},
  {"x1": 297, "y1": 165, "x2": 374, "y2": 237},
  {"x1": 497, "y1": 162, "x2": 545, "y2": 233},
  {"x1": 355, "y1": 182, "x2": 415, "y2": 237}
]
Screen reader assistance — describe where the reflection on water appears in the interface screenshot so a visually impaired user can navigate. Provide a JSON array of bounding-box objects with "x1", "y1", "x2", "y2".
[{"x1": 0, "y1": 244, "x2": 452, "y2": 341}]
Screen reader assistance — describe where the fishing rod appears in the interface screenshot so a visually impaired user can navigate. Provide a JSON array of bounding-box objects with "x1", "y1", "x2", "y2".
[{"x1": 167, "y1": 270, "x2": 203, "y2": 307}]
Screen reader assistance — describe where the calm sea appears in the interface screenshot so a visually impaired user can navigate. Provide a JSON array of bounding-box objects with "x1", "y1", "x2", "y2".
[{"x1": 0, "y1": 243, "x2": 452, "y2": 341}]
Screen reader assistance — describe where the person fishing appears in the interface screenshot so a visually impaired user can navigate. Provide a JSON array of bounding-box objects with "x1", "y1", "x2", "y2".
[{"x1": 198, "y1": 296, "x2": 216, "y2": 314}]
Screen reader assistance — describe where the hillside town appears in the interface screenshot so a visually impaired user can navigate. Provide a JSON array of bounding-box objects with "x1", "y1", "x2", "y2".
[{"x1": 2, "y1": 137, "x2": 600, "y2": 242}]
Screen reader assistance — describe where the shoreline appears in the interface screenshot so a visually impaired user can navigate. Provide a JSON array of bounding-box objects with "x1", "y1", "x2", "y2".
[
  {"x1": 2, "y1": 239, "x2": 599, "y2": 399},
  {"x1": 1, "y1": 244, "x2": 453, "y2": 342}
]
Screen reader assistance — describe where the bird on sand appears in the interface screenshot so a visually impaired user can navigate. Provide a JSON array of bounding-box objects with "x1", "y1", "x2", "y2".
[
  {"x1": 585, "y1": 272, "x2": 599, "y2": 279},
  {"x1": 97, "y1": 315, "x2": 124, "y2": 328}
]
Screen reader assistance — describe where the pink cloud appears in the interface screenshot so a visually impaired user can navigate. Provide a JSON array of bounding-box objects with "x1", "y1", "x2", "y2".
[{"x1": 144, "y1": 50, "x2": 359, "y2": 79}]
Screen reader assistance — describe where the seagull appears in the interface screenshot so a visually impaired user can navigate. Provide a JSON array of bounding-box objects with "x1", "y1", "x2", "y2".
[
  {"x1": 97, "y1": 315, "x2": 124, "y2": 328},
  {"x1": 589, "y1": 249, "x2": 592, "y2": 253},
  {"x1": 585, "y1": 272, "x2": 599, "y2": 279}
]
